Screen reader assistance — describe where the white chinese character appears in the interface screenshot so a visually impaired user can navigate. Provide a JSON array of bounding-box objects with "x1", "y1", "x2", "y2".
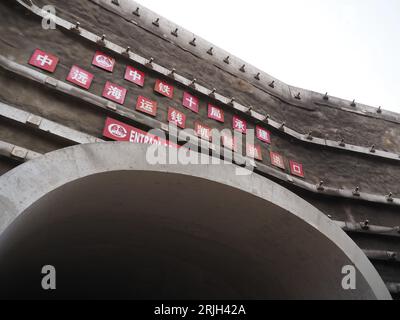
[
  {"x1": 107, "y1": 86, "x2": 123, "y2": 100},
  {"x1": 258, "y1": 129, "x2": 269, "y2": 140},
  {"x1": 129, "y1": 70, "x2": 142, "y2": 82},
  {"x1": 235, "y1": 119, "x2": 245, "y2": 131},
  {"x1": 185, "y1": 96, "x2": 197, "y2": 108},
  {"x1": 158, "y1": 83, "x2": 171, "y2": 95},
  {"x1": 273, "y1": 155, "x2": 282, "y2": 166},
  {"x1": 293, "y1": 164, "x2": 301, "y2": 174},
  {"x1": 211, "y1": 107, "x2": 221, "y2": 119},
  {"x1": 71, "y1": 69, "x2": 89, "y2": 85},
  {"x1": 198, "y1": 126, "x2": 209, "y2": 139},
  {"x1": 171, "y1": 111, "x2": 183, "y2": 125},
  {"x1": 248, "y1": 145, "x2": 258, "y2": 158},
  {"x1": 36, "y1": 54, "x2": 53, "y2": 67},
  {"x1": 139, "y1": 99, "x2": 154, "y2": 112}
]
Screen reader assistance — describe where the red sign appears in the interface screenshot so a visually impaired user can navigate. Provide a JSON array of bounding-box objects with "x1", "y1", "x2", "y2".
[
  {"x1": 66, "y1": 65, "x2": 94, "y2": 90},
  {"x1": 290, "y1": 160, "x2": 305, "y2": 178},
  {"x1": 168, "y1": 107, "x2": 186, "y2": 129},
  {"x1": 103, "y1": 117, "x2": 178, "y2": 148},
  {"x1": 256, "y1": 126, "x2": 271, "y2": 144},
  {"x1": 102, "y1": 81, "x2": 127, "y2": 105},
  {"x1": 208, "y1": 104, "x2": 224, "y2": 123},
  {"x1": 195, "y1": 122, "x2": 212, "y2": 141},
  {"x1": 233, "y1": 116, "x2": 247, "y2": 134},
  {"x1": 124, "y1": 66, "x2": 145, "y2": 87},
  {"x1": 92, "y1": 51, "x2": 115, "y2": 72},
  {"x1": 29, "y1": 49, "x2": 59, "y2": 73},
  {"x1": 222, "y1": 134, "x2": 238, "y2": 152},
  {"x1": 270, "y1": 151, "x2": 285, "y2": 170},
  {"x1": 136, "y1": 96, "x2": 158, "y2": 117},
  {"x1": 154, "y1": 79, "x2": 174, "y2": 98},
  {"x1": 246, "y1": 144, "x2": 263, "y2": 161},
  {"x1": 182, "y1": 92, "x2": 199, "y2": 113}
]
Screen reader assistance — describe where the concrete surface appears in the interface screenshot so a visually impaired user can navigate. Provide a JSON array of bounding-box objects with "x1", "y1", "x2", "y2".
[{"x1": 0, "y1": 142, "x2": 391, "y2": 299}]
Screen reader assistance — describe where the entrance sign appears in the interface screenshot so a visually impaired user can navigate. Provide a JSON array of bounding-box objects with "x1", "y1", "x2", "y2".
[{"x1": 103, "y1": 117, "x2": 178, "y2": 148}]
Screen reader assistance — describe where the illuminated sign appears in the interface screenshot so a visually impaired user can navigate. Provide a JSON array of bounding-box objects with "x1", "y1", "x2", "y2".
[{"x1": 29, "y1": 49, "x2": 59, "y2": 73}]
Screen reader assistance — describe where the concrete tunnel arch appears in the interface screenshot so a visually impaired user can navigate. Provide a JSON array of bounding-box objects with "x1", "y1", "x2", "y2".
[{"x1": 0, "y1": 142, "x2": 391, "y2": 299}]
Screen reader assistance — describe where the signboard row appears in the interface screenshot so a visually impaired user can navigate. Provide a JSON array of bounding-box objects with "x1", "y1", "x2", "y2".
[{"x1": 28, "y1": 48, "x2": 304, "y2": 178}]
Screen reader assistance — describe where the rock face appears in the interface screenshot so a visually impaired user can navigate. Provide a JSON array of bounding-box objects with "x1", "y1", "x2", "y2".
[{"x1": 0, "y1": 0, "x2": 398, "y2": 299}]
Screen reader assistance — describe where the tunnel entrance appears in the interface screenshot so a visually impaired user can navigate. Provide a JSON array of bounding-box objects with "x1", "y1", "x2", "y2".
[{"x1": 0, "y1": 143, "x2": 391, "y2": 299}]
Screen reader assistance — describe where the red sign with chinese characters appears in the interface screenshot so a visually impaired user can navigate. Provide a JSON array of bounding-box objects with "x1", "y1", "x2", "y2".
[
  {"x1": 195, "y1": 122, "x2": 212, "y2": 141},
  {"x1": 233, "y1": 116, "x2": 247, "y2": 134},
  {"x1": 256, "y1": 126, "x2": 271, "y2": 144},
  {"x1": 270, "y1": 151, "x2": 285, "y2": 170},
  {"x1": 290, "y1": 160, "x2": 305, "y2": 178},
  {"x1": 103, "y1": 117, "x2": 178, "y2": 148},
  {"x1": 29, "y1": 49, "x2": 59, "y2": 73},
  {"x1": 102, "y1": 81, "x2": 127, "y2": 105},
  {"x1": 136, "y1": 96, "x2": 158, "y2": 117},
  {"x1": 168, "y1": 107, "x2": 186, "y2": 129},
  {"x1": 66, "y1": 65, "x2": 94, "y2": 90},
  {"x1": 246, "y1": 144, "x2": 263, "y2": 161},
  {"x1": 154, "y1": 79, "x2": 174, "y2": 99},
  {"x1": 222, "y1": 134, "x2": 238, "y2": 152},
  {"x1": 208, "y1": 104, "x2": 224, "y2": 123},
  {"x1": 124, "y1": 66, "x2": 145, "y2": 87},
  {"x1": 92, "y1": 51, "x2": 115, "y2": 72},
  {"x1": 182, "y1": 92, "x2": 199, "y2": 113}
]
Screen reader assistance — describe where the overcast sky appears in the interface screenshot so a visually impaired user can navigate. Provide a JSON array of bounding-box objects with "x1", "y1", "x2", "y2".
[{"x1": 138, "y1": 0, "x2": 400, "y2": 113}]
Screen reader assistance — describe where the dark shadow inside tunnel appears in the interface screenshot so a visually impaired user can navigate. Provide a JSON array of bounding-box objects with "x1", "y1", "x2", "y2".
[{"x1": 0, "y1": 170, "x2": 374, "y2": 300}]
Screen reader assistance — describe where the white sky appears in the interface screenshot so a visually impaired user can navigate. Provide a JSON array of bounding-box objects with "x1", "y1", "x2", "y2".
[{"x1": 138, "y1": 0, "x2": 400, "y2": 113}]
